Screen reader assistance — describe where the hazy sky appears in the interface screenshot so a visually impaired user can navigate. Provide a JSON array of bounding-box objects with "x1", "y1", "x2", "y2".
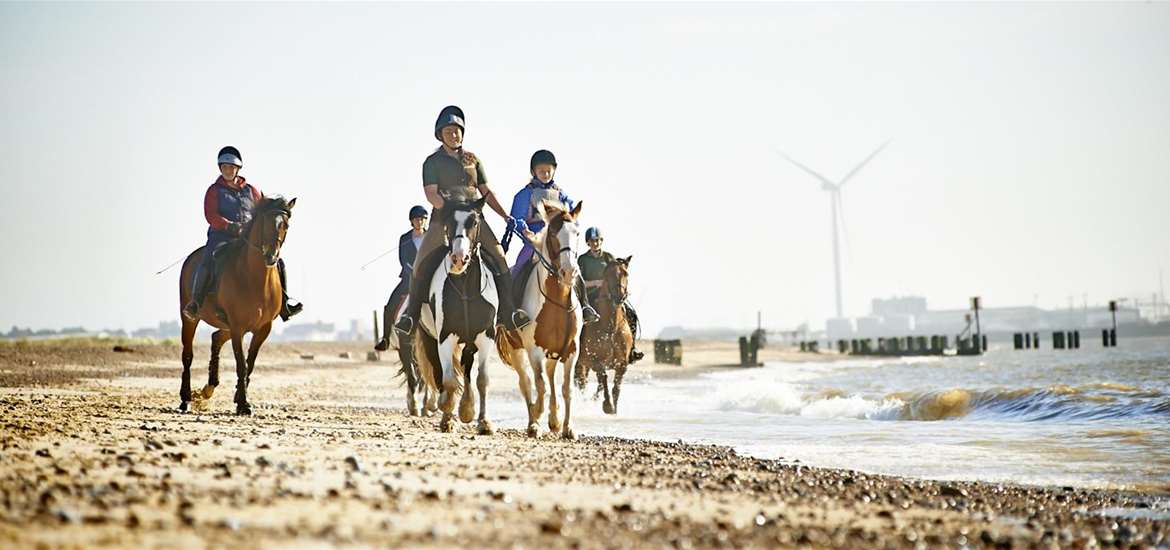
[{"x1": 2, "y1": 2, "x2": 1169, "y2": 335}]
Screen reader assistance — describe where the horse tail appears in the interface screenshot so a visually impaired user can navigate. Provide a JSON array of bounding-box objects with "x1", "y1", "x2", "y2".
[
  {"x1": 411, "y1": 329, "x2": 442, "y2": 391},
  {"x1": 495, "y1": 326, "x2": 524, "y2": 367}
]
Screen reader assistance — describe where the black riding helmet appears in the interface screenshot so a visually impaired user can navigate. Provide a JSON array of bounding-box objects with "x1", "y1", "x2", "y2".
[
  {"x1": 434, "y1": 105, "x2": 465, "y2": 141},
  {"x1": 409, "y1": 205, "x2": 428, "y2": 220},
  {"x1": 217, "y1": 146, "x2": 243, "y2": 167},
  {"x1": 530, "y1": 149, "x2": 557, "y2": 172}
]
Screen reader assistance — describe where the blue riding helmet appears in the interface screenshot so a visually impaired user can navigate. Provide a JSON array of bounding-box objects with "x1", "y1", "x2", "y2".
[
  {"x1": 409, "y1": 205, "x2": 428, "y2": 220},
  {"x1": 585, "y1": 227, "x2": 602, "y2": 241}
]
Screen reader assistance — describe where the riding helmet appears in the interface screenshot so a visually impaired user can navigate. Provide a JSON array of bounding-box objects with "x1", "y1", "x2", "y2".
[
  {"x1": 529, "y1": 149, "x2": 557, "y2": 171},
  {"x1": 434, "y1": 105, "x2": 466, "y2": 141},
  {"x1": 585, "y1": 227, "x2": 602, "y2": 241},
  {"x1": 217, "y1": 146, "x2": 243, "y2": 167},
  {"x1": 409, "y1": 205, "x2": 428, "y2": 220}
]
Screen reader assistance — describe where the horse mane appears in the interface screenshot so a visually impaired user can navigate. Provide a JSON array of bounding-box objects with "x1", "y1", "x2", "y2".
[{"x1": 215, "y1": 196, "x2": 293, "y2": 264}]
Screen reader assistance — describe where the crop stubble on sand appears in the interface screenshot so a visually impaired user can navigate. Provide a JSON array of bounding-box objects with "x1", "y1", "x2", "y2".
[{"x1": 0, "y1": 341, "x2": 1167, "y2": 548}]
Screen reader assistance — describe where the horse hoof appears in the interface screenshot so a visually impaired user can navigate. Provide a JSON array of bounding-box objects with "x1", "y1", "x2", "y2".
[
  {"x1": 177, "y1": 402, "x2": 190, "y2": 413},
  {"x1": 477, "y1": 420, "x2": 495, "y2": 436},
  {"x1": 459, "y1": 402, "x2": 476, "y2": 424},
  {"x1": 200, "y1": 384, "x2": 217, "y2": 399},
  {"x1": 236, "y1": 403, "x2": 252, "y2": 416},
  {"x1": 439, "y1": 416, "x2": 454, "y2": 433},
  {"x1": 407, "y1": 404, "x2": 420, "y2": 417},
  {"x1": 562, "y1": 428, "x2": 577, "y2": 441},
  {"x1": 526, "y1": 424, "x2": 539, "y2": 438},
  {"x1": 603, "y1": 401, "x2": 615, "y2": 415},
  {"x1": 548, "y1": 421, "x2": 562, "y2": 434}
]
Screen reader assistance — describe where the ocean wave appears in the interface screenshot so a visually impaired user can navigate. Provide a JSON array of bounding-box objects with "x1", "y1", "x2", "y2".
[{"x1": 712, "y1": 380, "x2": 1170, "y2": 422}]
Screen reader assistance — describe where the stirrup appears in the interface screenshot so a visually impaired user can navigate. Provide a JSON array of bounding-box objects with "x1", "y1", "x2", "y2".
[
  {"x1": 582, "y1": 305, "x2": 601, "y2": 325},
  {"x1": 182, "y1": 302, "x2": 200, "y2": 322},
  {"x1": 394, "y1": 315, "x2": 415, "y2": 336},
  {"x1": 507, "y1": 310, "x2": 532, "y2": 331},
  {"x1": 374, "y1": 336, "x2": 391, "y2": 352},
  {"x1": 280, "y1": 300, "x2": 303, "y2": 322}
]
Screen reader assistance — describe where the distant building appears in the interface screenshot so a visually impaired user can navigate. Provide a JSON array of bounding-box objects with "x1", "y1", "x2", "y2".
[{"x1": 278, "y1": 321, "x2": 336, "y2": 341}]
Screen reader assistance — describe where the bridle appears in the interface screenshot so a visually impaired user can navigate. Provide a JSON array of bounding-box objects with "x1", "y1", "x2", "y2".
[{"x1": 242, "y1": 208, "x2": 290, "y2": 266}]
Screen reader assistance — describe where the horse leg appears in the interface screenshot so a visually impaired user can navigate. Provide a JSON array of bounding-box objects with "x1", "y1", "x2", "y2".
[
  {"x1": 458, "y1": 344, "x2": 476, "y2": 424},
  {"x1": 612, "y1": 363, "x2": 627, "y2": 415},
  {"x1": 474, "y1": 333, "x2": 494, "y2": 435},
  {"x1": 529, "y1": 347, "x2": 547, "y2": 420},
  {"x1": 178, "y1": 318, "x2": 196, "y2": 412},
  {"x1": 545, "y1": 358, "x2": 561, "y2": 434},
  {"x1": 230, "y1": 329, "x2": 251, "y2": 415},
  {"x1": 200, "y1": 329, "x2": 228, "y2": 400},
  {"x1": 437, "y1": 336, "x2": 459, "y2": 432},
  {"x1": 244, "y1": 323, "x2": 271, "y2": 399},
  {"x1": 561, "y1": 354, "x2": 577, "y2": 440},
  {"x1": 511, "y1": 352, "x2": 539, "y2": 437},
  {"x1": 400, "y1": 342, "x2": 420, "y2": 416},
  {"x1": 598, "y1": 366, "x2": 615, "y2": 415}
]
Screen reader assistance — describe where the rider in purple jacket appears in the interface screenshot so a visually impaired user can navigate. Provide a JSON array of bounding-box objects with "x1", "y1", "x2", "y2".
[{"x1": 504, "y1": 150, "x2": 599, "y2": 325}]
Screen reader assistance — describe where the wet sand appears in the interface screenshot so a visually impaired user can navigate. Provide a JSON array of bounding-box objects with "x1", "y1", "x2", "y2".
[{"x1": 1, "y1": 339, "x2": 1167, "y2": 548}]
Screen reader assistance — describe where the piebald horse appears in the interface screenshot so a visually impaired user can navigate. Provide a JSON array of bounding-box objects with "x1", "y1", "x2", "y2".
[
  {"x1": 503, "y1": 201, "x2": 586, "y2": 439},
  {"x1": 177, "y1": 196, "x2": 295, "y2": 415},
  {"x1": 411, "y1": 198, "x2": 518, "y2": 434},
  {"x1": 578, "y1": 256, "x2": 634, "y2": 414}
]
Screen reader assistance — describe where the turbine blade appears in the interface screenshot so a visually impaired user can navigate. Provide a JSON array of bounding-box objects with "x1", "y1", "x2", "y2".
[
  {"x1": 775, "y1": 149, "x2": 837, "y2": 189},
  {"x1": 838, "y1": 140, "x2": 891, "y2": 187}
]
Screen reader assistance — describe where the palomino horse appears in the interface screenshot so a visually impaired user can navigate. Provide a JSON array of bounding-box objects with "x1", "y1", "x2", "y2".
[
  {"x1": 577, "y1": 256, "x2": 634, "y2": 414},
  {"x1": 411, "y1": 198, "x2": 519, "y2": 434},
  {"x1": 505, "y1": 201, "x2": 585, "y2": 439},
  {"x1": 177, "y1": 197, "x2": 295, "y2": 415}
]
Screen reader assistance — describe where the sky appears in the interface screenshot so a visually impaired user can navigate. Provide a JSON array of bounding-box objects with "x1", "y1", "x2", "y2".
[{"x1": 2, "y1": 2, "x2": 1169, "y2": 336}]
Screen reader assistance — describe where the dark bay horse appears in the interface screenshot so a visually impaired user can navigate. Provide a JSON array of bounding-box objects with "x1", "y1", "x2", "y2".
[
  {"x1": 577, "y1": 256, "x2": 634, "y2": 414},
  {"x1": 177, "y1": 197, "x2": 296, "y2": 415}
]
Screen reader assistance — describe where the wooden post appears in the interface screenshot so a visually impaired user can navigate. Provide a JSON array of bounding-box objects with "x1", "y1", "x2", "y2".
[{"x1": 372, "y1": 309, "x2": 380, "y2": 346}]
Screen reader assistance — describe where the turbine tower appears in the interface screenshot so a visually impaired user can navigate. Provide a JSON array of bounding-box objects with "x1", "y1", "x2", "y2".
[{"x1": 777, "y1": 141, "x2": 890, "y2": 319}]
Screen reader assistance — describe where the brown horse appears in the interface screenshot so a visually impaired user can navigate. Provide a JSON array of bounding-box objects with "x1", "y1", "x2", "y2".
[
  {"x1": 506, "y1": 201, "x2": 585, "y2": 439},
  {"x1": 577, "y1": 256, "x2": 634, "y2": 414},
  {"x1": 177, "y1": 197, "x2": 296, "y2": 415}
]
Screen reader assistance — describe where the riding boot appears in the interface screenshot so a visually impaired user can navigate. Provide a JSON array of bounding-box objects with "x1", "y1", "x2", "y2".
[
  {"x1": 396, "y1": 249, "x2": 444, "y2": 336},
  {"x1": 375, "y1": 303, "x2": 395, "y2": 351},
  {"x1": 277, "y1": 259, "x2": 303, "y2": 322},
  {"x1": 575, "y1": 278, "x2": 600, "y2": 324},
  {"x1": 492, "y1": 267, "x2": 531, "y2": 331},
  {"x1": 624, "y1": 302, "x2": 645, "y2": 363},
  {"x1": 183, "y1": 265, "x2": 211, "y2": 321}
]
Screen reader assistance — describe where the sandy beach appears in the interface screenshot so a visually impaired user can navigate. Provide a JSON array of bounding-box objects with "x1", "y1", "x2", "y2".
[{"x1": 1, "y1": 338, "x2": 1167, "y2": 548}]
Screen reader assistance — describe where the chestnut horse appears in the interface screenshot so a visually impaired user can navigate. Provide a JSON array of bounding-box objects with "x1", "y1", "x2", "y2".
[
  {"x1": 177, "y1": 197, "x2": 295, "y2": 415},
  {"x1": 577, "y1": 256, "x2": 634, "y2": 414},
  {"x1": 503, "y1": 201, "x2": 585, "y2": 439}
]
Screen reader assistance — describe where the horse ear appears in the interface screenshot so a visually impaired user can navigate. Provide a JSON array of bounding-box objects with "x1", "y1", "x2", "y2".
[
  {"x1": 473, "y1": 197, "x2": 486, "y2": 211},
  {"x1": 623, "y1": 255, "x2": 632, "y2": 265},
  {"x1": 570, "y1": 200, "x2": 583, "y2": 217},
  {"x1": 287, "y1": 197, "x2": 297, "y2": 209}
]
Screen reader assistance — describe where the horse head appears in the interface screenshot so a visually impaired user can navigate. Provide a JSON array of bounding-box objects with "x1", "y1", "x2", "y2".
[
  {"x1": 245, "y1": 196, "x2": 296, "y2": 267},
  {"x1": 604, "y1": 256, "x2": 633, "y2": 304},
  {"x1": 540, "y1": 201, "x2": 584, "y2": 288},
  {"x1": 443, "y1": 197, "x2": 485, "y2": 275}
]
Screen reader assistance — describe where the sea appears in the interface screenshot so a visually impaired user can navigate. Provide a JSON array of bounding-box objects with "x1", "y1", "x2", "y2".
[{"x1": 482, "y1": 335, "x2": 1170, "y2": 492}]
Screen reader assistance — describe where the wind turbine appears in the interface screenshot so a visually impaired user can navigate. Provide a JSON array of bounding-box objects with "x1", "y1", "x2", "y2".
[{"x1": 776, "y1": 141, "x2": 890, "y2": 319}]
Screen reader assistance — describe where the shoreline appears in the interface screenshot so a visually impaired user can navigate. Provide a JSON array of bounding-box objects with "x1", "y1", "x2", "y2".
[{"x1": 1, "y1": 339, "x2": 1167, "y2": 547}]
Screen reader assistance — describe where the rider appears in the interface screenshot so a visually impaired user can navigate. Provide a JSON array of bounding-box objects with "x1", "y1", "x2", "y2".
[
  {"x1": 579, "y1": 227, "x2": 644, "y2": 363},
  {"x1": 503, "y1": 149, "x2": 600, "y2": 325},
  {"x1": 374, "y1": 205, "x2": 427, "y2": 351},
  {"x1": 394, "y1": 105, "x2": 531, "y2": 336},
  {"x1": 182, "y1": 146, "x2": 303, "y2": 322}
]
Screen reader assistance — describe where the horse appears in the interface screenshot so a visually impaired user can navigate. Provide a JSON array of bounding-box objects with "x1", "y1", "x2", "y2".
[
  {"x1": 505, "y1": 201, "x2": 586, "y2": 439},
  {"x1": 577, "y1": 256, "x2": 634, "y2": 414},
  {"x1": 386, "y1": 298, "x2": 435, "y2": 417},
  {"x1": 177, "y1": 196, "x2": 296, "y2": 415},
  {"x1": 411, "y1": 198, "x2": 518, "y2": 434}
]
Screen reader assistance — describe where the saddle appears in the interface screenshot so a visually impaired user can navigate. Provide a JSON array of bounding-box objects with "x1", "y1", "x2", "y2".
[
  {"x1": 206, "y1": 239, "x2": 247, "y2": 296},
  {"x1": 512, "y1": 254, "x2": 539, "y2": 306}
]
